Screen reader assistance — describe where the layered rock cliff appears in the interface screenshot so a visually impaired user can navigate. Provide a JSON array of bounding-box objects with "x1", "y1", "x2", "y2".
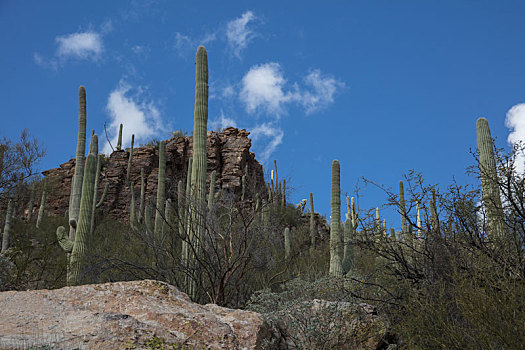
[{"x1": 42, "y1": 127, "x2": 266, "y2": 220}]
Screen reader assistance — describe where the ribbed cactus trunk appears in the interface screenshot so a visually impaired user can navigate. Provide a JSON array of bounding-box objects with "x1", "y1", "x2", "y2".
[
  {"x1": 90, "y1": 143, "x2": 101, "y2": 236},
  {"x1": 416, "y1": 202, "x2": 422, "y2": 237},
  {"x1": 476, "y1": 118, "x2": 504, "y2": 238},
  {"x1": 186, "y1": 46, "x2": 209, "y2": 299},
  {"x1": 208, "y1": 170, "x2": 216, "y2": 212},
  {"x1": 129, "y1": 181, "x2": 138, "y2": 231},
  {"x1": 126, "y1": 134, "x2": 134, "y2": 181},
  {"x1": 284, "y1": 227, "x2": 291, "y2": 260},
  {"x1": 430, "y1": 190, "x2": 439, "y2": 236},
  {"x1": 163, "y1": 199, "x2": 172, "y2": 236},
  {"x1": 138, "y1": 168, "x2": 145, "y2": 224},
  {"x1": 329, "y1": 160, "x2": 343, "y2": 277},
  {"x1": 309, "y1": 192, "x2": 316, "y2": 252},
  {"x1": 116, "y1": 124, "x2": 123, "y2": 151},
  {"x1": 69, "y1": 86, "x2": 87, "y2": 242},
  {"x1": 68, "y1": 134, "x2": 97, "y2": 285},
  {"x1": 36, "y1": 178, "x2": 47, "y2": 229},
  {"x1": 399, "y1": 180, "x2": 407, "y2": 236},
  {"x1": 154, "y1": 141, "x2": 166, "y2": 241},
  {"x1": 342, "y1": 218, "x2": 352, "y2": 274},
  {"x1": 1, "y1": 199, "x2": 13, "y2": 253}
]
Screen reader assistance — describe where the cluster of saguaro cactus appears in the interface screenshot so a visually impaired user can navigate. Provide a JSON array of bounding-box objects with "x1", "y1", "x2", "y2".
[{"x1": 476, "y1": 118, "x2": 504, "y2": 238}]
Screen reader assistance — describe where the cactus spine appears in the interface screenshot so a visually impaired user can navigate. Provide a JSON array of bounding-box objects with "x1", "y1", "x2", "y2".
[
  {"x1": 36, "y1": 178, "x2": 47, "y2": 229},
  {"x1": 476, "y1": 118, "x2": 504, "y2": 238},
  {"x1": 69, "y1": 86, "x2": 87, "y2": 242},
  {"x1": 126, "y1": 134, "x2": 134, "y2": 181},
  {"x1": 284, "y1": 227, "x2": 291, "y2": 260},
  {"x1": 154, "y1": 141, "x2": 166, "y2": 240},
  {"x1": 1, "y1": 199, "x2": 13, "y2": 253},
  {"x1": 329, "y1": 160, "x2": 343, "y2": 277},
  {"x1": 116, "y1": 123, "x2": 123, "y2": 151}
]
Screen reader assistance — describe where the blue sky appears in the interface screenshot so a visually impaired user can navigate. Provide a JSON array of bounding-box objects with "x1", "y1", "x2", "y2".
[{"x1": 1, "y1": 1, "x2": 525, "y2": 228}]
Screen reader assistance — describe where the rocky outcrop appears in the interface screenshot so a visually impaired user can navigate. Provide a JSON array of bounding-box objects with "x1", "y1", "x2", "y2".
[
  {"x1": 42, "y1": 128, "x2": 266, "y2": 221},
  {"x1": 0, "y1": 280, "x2": 279, "y2": 349}
]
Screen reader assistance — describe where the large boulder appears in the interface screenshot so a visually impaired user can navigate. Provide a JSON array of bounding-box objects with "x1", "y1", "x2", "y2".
[{"x1": 0, "y1": 280, "x2": 279, "y2": 349}]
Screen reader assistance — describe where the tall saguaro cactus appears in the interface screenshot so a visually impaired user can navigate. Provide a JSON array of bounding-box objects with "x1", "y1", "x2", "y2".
[
  {"x1": 116, "y1": 124, "x2": 123, "y2": 151},
  {"x1": 284, "y1": 227, "x2": 291, "y2": 260},
  {"x1": 185, "y1": 46, "x2": 209, "y2": 299},
  {"x1": 57, "y1": 133, "x2": 98, "y2": 285},
  {"x1": 69, "y1": 86, "x2": 87, "y2": 242},
  {"x1": 476, "y1": 118, "x2": 504, "y2": 238},
  {"x1": 329, "y1": 160, "x2": 343, "y2": 277}
]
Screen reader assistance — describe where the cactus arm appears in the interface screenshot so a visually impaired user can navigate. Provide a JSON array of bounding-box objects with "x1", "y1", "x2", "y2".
[
  {"x1": 56, "y1": 226, "x2": 73, "y2": 253},
  {"x1": 95, "y1": 183, "x2": 108, "y2": 208}
]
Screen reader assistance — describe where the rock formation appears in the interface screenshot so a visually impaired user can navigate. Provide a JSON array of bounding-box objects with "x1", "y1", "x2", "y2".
[
  {"x1": 42, "y1": 128, "x2": 266, "y2": 221},
  {"x1": 0, "y1": 280, "x2": 278, "y2": 349}
]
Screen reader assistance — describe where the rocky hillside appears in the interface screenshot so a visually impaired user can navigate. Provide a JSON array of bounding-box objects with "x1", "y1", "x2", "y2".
[{"x1": 42, "y1": 127, "x2": 266, "y2": 220}]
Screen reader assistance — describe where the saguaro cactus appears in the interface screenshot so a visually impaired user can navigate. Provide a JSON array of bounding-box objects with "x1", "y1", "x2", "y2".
[
  {"x1": 69, "y1": 86, "x2": 87, "y2": 242},
  {"x1": 138, "y1": 168, "x2": 145, "y2": 223},
  {"x1": 186, "y1": 46, "x2": 209, "y2": 299},
  {"x1": 57, "y1": 133, "x2": 98, "y2": 285},
  {"x1": 309, "y1": 192, "x2": 316, "y2": 252},
  {"x1": 329, "y1": 160, "x2": 343, "y2": 277},
  {"x1": 116, "y1": 124, "x2": 123, "y2": 151},
  {"x1": 126, "y1": 134, "x2": 134, "y2": 181},
  {"x1": 284, "y1": 227, "x2": 291, "y2": 260},
  {"x1": 399, "y1": 180, "x2": 407, "y2": 235},
  {"x1": 154, "y1": 141, "x2": 166, "y2": 239},
  {"x1": 476, "y1": 118, "x2": 504, "y2": 238},
  {"x1": 36, "y1": 178, "x2": 47, "y2": 229},
  {"x1": 1, "y1": 199, "x2": 13, "y2": 253}
]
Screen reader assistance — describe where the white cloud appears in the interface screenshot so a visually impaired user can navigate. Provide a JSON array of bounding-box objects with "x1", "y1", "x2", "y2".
[
  {"x1": 240, "y1": 63, "x2": 297, "y2": 116},
  {"x1": 239, "y1": 63, "x2": 344, "y2": 117},
  {"x1": 55, "y1": 31, "x2": 103, "y2": 61},
  {"x1": 209, "y1": 110, "x2": 237, "y2": 130},
  {"x1": 301, "y1": 70, "x2": 345, "y2": 114},
  {"x1": 226, "y1": 11, "x2": 257, "y2": 58},
  {"x1": 505, "y1": 103, "x2": 525, "y2": 174},
  {"x1": 104, "y1": 81, "x2": 165, "y2": 154},
  {"x1": 249, "y1": 123, "x2": 284, "y2": 163}
]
